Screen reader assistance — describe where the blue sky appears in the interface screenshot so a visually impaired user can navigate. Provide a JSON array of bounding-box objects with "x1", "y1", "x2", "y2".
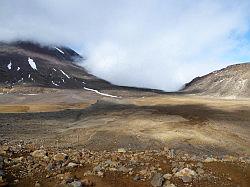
[{"x1": 1, "y1": 0, "x2": 250, "y2": 91}]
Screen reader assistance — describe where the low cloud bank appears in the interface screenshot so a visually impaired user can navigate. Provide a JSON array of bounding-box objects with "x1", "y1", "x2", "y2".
[{"x1": 1, "y1": 0, "x2": 250, "y2": 91}]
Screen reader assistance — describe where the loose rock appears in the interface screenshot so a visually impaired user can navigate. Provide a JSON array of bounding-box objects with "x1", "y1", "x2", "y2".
[
  {"x1": 81, "y1": 179, "x2": 94, "y2": 186},
  {"x1": 175, "y1": 168, "x2": 196, "y2": 183},
  {"x1": 68, "y1": 180, "x2": 82, "y2": 187},
  {"x1": 117, "y1": 148, "x2": 126, "y2": 153},
  {"x1": 196, "y1": 168, "x2": 204, "y2": 175},
  {"x1": 204, "y1": 157, "x2": 217, "y2": 163},
  {"x1": 67, "y1": 162, "x2": 78, "y2": 168},
  {"x1": 150, "y1": 173, "x2": 164, "y2": 187},
  {"x1": 163, "y1": 173, "x2": 172, "y2": 180},
  {"x1": 0, "y1": 156, "x2": 3, "y2": 169},
  {"x1": 31, "y1": 150, "x2": 47, "y2": 158},
  {"x1": 53, "y1": 153, "x2": 68, "y2": 161},
  {"x1": 163, "y1": 180, "x2": 176, "y2": 187},
  {"x1": 133, "y1": 175, "x2": 140, "y2": 181}
]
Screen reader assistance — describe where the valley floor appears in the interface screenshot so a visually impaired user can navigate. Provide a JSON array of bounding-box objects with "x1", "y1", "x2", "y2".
[{"x1": 0, "y1": 88, "x2": 249, "y2": 187}]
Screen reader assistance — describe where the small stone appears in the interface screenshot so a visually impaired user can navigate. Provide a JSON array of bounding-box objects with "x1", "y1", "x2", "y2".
[
  {"x1": 196, "y1": 162, "x2": 203, "y2": 168},
  {"x1": 35, "y1": 181, "x2": 41, "y2": 187},
  {"x1": 97, "y1": 171, "x2": 104, "y2": 177},
  {"x1": 163, "y1": 173, "x2": 172, "y2": 180},
  {"x1": 57, "y1": 174, "x2": 65, "y2": 180},
  {"x1": 31, "y1": 150, "x2": 47, "y2": 158},
  {"x1": 65, "y1": 178, "x2": 74, "y2": 184},
  {"x1": 150, "y1": 173, "x2": 164, "y2": 187},
  {"x1": 68, "y1": 181, "x2": 82, "y2": 187},
  {"x1": 163, "y1": 180, "x2": 176, "y2": 187},
  {"x1": 204, "y1": 157, "x2": 217, "y2": 163},
  {"x1": 13, "y1": 157, "x2": 24, "y2": 163},
  {"x1": 139, "y1": 169, "x2": 148, "y2": 176},
  {"x1": 129, "y1": 171, "x2": 134, "y2": 175},
  {"x1": 0, "y1": 150, "x2": 6, "y2": 155},
  {"x1": 56, "y1": 172, "x2": 72, "y2": 181},
  {"x1": 175, "y1": 168, "x2": 196, "y2": 183},
  {"x1": 46, "y1": 163, "x2": 54, "y2": 171},
  {"x1": 81, "y1": 179, "x2": 94, "y2": 186},
  {"x1": 109, "y1": 168, "x2": 117, "y2": 172},
  {"x1": 0, "y1": 176, "x2": 8, "y2": 186},
  {"x1": 118, "y1": 166, "x2": 129, "y2": 173},
  {"x1": 43, "y1": 156, "x2": 50, "y2": 161},
  {"x1": 53, "y1": 153, "x2": 68, "y2": 161},
  {"x1": 196, "y1": 168, "x2": 204, "y2": 175},
  {"x1": 1, "y1": 146, "x2": 9, "y2": 151},
  {"x1": 93, "y1": 165, "x2": 102, "y2": 172},
  {"x1": 168, "y1": 149, "x2": 175, "y2": 158},
  {"x1": 84, "y1": 171, "x2": 92, "y2": 176},
  {"x1": 105, "y1": 159, "x2": 114, "y2": 165},
  {"x1": 0, "y1": 170, "x2": 5, "y2": 177},
  {"x1": 117, "y1": 148, "x2": 126, "y2": 153},
  {"x1": 0, "y1": 176, "x2": 4, "y2": 183},
  {"x1": 0, "y1": 146, "x2": 9, "y2": 155},
  {"x1": 133, "y1": 175, "x2": 140, "y2": 181},
  {"x1": 179, "y1": 162, "x2": 185, "y2": 167},
  {"x1": 181, "y1": 176, "x2": 192, "y2": 183},
  {"x1": 172, "y1": 167, "x2": 178, "y2": 173},
  {"x1": 0, "y1": 156, "x2": 4, "y2": 169},
  {"x1": 67, "y1": 162, "x2": 78, "y2": 168},
  {"x1": 223, "y1": 155, "x2": 236, "y2": 162}
]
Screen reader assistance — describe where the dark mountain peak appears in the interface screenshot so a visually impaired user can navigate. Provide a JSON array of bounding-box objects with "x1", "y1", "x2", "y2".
[
  {"x1": 4, "y1": 40, "x2": 83, "y2": 62},
  {"x1": 0, "y1": 41, "x2": 110, "y2": 90}
]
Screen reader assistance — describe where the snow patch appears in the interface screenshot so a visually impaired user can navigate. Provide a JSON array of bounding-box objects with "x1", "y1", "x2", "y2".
[
  {"x1": 52, "y1": 81, "x2": 59, "y2": 86},
  {"x1": 83, "y1": 87, "x2": 119, "y2": 98},
  {"x1": 17, "y1": 67, "x2": 20, "y2": 71},
  {"x1": 53, "y1": 68, "x2": 57, "y2": 71},
  {"x1": 54, "y1": 47, "x2": 65, "y2": 54},
  {"x1": 60, "y1": 70, "x2": 70, "y2": 79},
  {"x1": 28, "y1": 74, "x2": 31, "y2": 78},
  {"x1": 18, "y1": 78, "x2": 24, "y2": 83},
  {"x1": 28, "y1": 58, "x2": 37, "y2": 70},
  {"x1": 22, "y1": 94, "x2": 38, "y2": 96},
  {"x1": 7, "y1": 61, "x2": 12, "y2": 70}
]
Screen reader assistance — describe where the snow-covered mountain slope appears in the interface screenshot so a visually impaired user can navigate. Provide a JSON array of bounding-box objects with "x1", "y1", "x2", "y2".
[
  {"x1": 181, "y1": 63, "x2": 250, "y2": 98},
  {"x1": 0, "y1": 41, "x2": 113, "y2": 90}
]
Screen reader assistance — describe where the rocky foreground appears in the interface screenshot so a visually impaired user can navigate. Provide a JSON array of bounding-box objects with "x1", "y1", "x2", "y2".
[{"x1": 0, "y1": 143, "x2": 249, "y2": 187}]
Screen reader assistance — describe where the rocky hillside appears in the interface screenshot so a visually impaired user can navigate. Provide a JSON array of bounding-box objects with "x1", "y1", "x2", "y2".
[
  {"x1": 181, "y1": 63, "x2": 250, "y2": 98},
  {"x1": 0, "y1": 41, "x2": 113, "y2": 90},
  {"x1": 0, "y1": 41, "x2": 163, "y2": 97}
]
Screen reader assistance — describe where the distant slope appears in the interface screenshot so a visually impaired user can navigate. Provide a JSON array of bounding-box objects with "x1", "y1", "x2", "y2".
[
  {"x1": 0, "y1": 41, "x2": 113, "y2": 89},
  {"x1": 0, "y1": 41, "x2": 163, "y2": 97},
  {"x1": 181, "y1": 63, "x2": 250, "y2": 98}
]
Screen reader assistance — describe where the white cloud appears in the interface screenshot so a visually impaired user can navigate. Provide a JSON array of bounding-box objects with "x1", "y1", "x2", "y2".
[{"x1": 1, "y1": 0, "x2": 250, "y2": 91}]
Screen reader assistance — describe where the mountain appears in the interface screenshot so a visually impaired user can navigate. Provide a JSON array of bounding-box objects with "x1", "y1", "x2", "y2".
[
  {"x1": 2, "y1": 41, "x2": 248, "y2": 99},
  {"x1": 181, "y1": 63, "x2": 250, "y2": 98},
  {"x1": 0, "y1": 40, "x2": 163, "y2": 98},
  {"x1": 0, "y1": 41, "x2": 116, "y2": 90}
]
